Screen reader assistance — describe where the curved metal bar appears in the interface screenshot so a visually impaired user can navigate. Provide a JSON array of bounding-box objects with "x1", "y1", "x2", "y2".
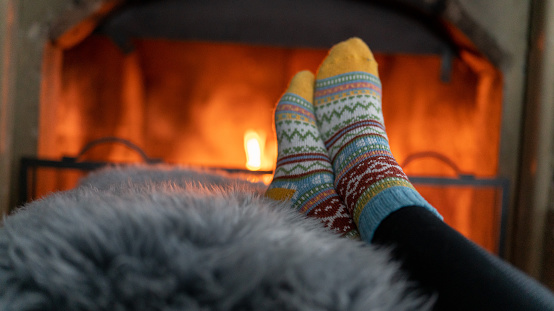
[
  {"x1": 69, "y1": 137, "x2": 156, "y2": 163},
  {"x1": 401, "y1": 151, "x2": 468, "y2": 177}
]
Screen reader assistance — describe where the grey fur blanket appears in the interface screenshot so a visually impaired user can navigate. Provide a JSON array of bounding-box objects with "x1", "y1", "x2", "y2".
[{"x1": 0, "y1": 165, "x2": 432, "y2": 310}]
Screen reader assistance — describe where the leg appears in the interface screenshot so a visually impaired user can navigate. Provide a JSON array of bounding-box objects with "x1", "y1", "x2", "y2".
[
  {"x1": 314, "y1": 37, "x2": 554, "y2": 310},
  {"x1": 266, "y1": 71, "x2": 359, "y2": 238},
  {"x1": 373, "y1": 206, "x2": 554, "y2": 311},
  {"x1": 313, "y1": 37, "x2": 441, "y2": 242}
]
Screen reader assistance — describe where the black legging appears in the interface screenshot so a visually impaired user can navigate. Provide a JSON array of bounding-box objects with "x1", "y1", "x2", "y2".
[{"x1": 372, "y1": 206, "x2": 554, "y2": 311}]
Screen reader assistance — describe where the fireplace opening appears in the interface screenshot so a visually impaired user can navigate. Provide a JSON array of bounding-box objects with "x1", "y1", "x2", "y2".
[
  {"x1": 30, "y1": 0, "x2": 505, "y2": 254},
  {"x1": 36, "y1": 36, "x2": 504, "y2": 252}
]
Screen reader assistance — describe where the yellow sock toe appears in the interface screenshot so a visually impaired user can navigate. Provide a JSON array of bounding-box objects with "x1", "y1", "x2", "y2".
[
  {"x1": 265, "y1": 188, "x2": 296, "y2": 201},
  {"x1": 286, "y1": 70, "x2": 315, "y2": 102},
  {"x1": 316, "y1": 37, "x2": 379, "y2": 80}
]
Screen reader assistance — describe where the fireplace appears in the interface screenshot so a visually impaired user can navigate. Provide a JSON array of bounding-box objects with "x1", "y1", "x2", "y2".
[
  {"x1": 2, "y1": 0, "x2": 553, "y2": 284},
  {"x1": 38, "y1": 34, "x2": 505, "y2": 249}
]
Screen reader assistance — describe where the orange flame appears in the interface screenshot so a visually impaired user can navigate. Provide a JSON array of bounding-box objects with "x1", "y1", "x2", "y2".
[
  {"x1": 244, "y1": 130, "x2": 264, "y2": 171},
  {"x1": 244, "y1": 130, "x2": 275, "y2": 185}
]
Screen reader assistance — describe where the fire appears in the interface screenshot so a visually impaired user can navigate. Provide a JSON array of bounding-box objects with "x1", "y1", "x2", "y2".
[
  {"x1": 244, "y1": 130, "x2": 264, "y2": 171},
  {"x1": 243, "y1": 129, "x2": 275, "y2": 185}
]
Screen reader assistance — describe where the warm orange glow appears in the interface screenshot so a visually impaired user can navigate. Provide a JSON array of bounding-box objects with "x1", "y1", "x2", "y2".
[
  {"x1": 38, "y1": 37, "x2": 504, "y2": 253},
  {"x1": 244, "y1": 130, "x2": 263, "y2": 171},
  {"x1": 244, "y1": 173, "x2": 274, "y2": 186},
  {"x1": 243, "y1": 130, "x2": 275, "y2": 172}
]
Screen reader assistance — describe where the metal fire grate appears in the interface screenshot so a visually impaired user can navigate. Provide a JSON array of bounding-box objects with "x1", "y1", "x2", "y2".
[{"x1": 19, "y1": 138, "x2": 509, "y2": 257}]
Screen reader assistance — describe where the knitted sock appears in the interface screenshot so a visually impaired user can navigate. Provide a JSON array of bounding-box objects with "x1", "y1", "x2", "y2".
[
  {"x1": 266, "y1": 70, "x2": 359, "y2": 238},
  {"x1": 313, "y1": 38, "x2": 442, "y2": 242}
]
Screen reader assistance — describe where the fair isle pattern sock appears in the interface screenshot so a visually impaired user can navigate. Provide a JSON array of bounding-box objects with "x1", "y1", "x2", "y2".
[
  {"x1": 266, "y1": 71, "x2": 359, "y2": 238},
  {"x1": 314, "y1": 38, "x2": 442, "y2": 242}
]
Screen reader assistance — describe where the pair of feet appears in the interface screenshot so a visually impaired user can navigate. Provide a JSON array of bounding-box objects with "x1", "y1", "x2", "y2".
[{"x1": 266, "y1": 38, "x2": 441, "y2": 242}]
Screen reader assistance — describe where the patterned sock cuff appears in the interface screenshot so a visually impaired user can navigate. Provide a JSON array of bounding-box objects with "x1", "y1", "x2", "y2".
[{"x1": 356, "y1": 186, "x2": 443, "y2": 242}]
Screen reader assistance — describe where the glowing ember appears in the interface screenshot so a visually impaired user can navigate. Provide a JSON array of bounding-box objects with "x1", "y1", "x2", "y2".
[{"x1": 244, "y1": 130, "x2": 263, "y2": 171}]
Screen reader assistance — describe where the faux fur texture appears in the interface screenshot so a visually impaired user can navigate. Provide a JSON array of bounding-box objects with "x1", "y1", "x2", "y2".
[{"x1": 0, "y1": 165, "x2": 432, "y2": 310}]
